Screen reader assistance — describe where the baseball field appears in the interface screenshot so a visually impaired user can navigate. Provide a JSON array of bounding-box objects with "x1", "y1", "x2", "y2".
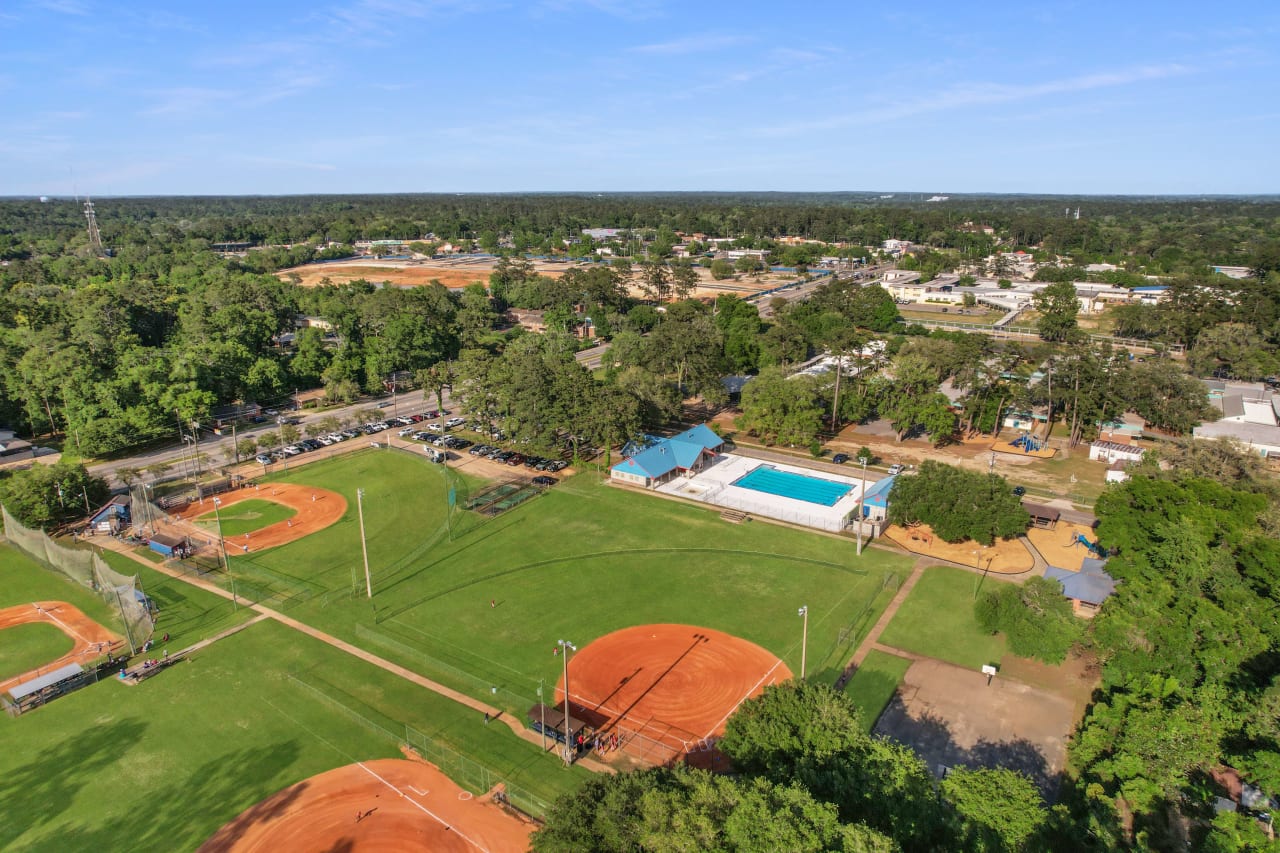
[{"x1": 1, "y1": 445, "x2": 915, "y2": 850}]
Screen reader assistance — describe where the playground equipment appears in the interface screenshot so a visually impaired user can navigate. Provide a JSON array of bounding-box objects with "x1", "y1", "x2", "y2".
[
  {"x1": 1010, "y1": 433, "x2": 1045, "y2": 454},
  {"x1": 1073, "y1": 533, "x2": 1107, "y2": 557}
]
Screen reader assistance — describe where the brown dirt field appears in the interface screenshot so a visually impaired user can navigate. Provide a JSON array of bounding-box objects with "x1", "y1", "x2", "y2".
[
  {"x1": 883, "y1": 523, "x2": 1033, "y2": 574},
  {"x1": 0, "y1": 601, "x2": 123, "y2": 695},
  {"x1": 559, "y1": 624, "x2": 791, "y2": 764},
  {"x1": 1026, "y1": 521, "x2": 1104, "y2": 572},
  {"x1": 173, "y1": 483, "x2": 346, "y2": 555},
  {"x1": 198, "y1": 757, "x2": 534, "y2": 853}
]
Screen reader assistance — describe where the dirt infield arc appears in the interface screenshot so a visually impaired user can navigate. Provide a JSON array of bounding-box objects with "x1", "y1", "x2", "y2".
[
  {"x1": 175, "y1": 483, "x2": 347, "y2": 552},
  {"x1": 198, "y1": 757, "x2": 535, "y2": 853},
  {"x1": 557, "y1": 624, "x2": 792, "y2": 758},
  {"x1": 0, "y1": 601, "x2": 122, "y2": 695}
]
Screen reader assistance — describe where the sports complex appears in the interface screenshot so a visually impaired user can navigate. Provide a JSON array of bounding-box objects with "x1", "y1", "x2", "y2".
[{"x1": 0, "y1": 443, "x2": 917, "y2": 850}]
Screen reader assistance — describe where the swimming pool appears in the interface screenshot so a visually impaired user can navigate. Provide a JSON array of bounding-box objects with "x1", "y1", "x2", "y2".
[{"x1": 732, "y1": 465, "x2": 852, "y2": 507}]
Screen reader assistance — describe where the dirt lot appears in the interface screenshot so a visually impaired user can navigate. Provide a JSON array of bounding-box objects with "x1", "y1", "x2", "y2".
[
  {"x1": 874, "y1": 657, "x2": 1077, "y2": 799},
  {"x1": 279, "y1": 257, "x2": 805, "y2": 302}
]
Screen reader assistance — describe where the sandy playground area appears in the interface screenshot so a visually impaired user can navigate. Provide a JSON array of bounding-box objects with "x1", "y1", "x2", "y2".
[
  {"x1": 558, "y1": 624, "x2": 791, "y2": 766},
  {"x1": 174, "y1": 483, "x2": 346, "y2": 554},
  {"x1": 883, "y1": 523, "x2": 1033, "y2": 574},
  {"x1": 0, "y1": 601, "x2": 123, "y2": 695},
  {"x1": 198, "y1": 756, "x2": 535, "y2": 853},
  {"x1": 1025, "y1": 521, "x2": 1105, "y2": 573}
]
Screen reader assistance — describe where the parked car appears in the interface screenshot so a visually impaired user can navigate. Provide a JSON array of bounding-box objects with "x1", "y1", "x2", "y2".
[
  {"x1": 255, "y1": 454, "x2": 273, "y2": 465},
  {"x1": 1012, "y1": 485, "x2": 1026, "y2": 497},
  {"x1": 470, "y1": 444, "x2": 490, "y2": 456},
  {"x1": 282, "y1": 445, "x2": 302, "y2": 456},
  {"x1": 546, "y1": 460, "x2": 568, "y2": 472},
  {"x1": 424, "y1": 410, "x2": 439, "y2": 419},
  {"x1": 398, "y1": 426, "x2": 416, "y2": 437},
  {"x1": 301, "y1": 439, "x2": 322, "y2": 451},
  {"x1": 316, "y1": 435, "x2": 334, "y2": 446},
  {"x1": 409, "y1": 413, "x2": 426, "y2": 423},
  {"x1": 532, "y1": 476, "x2": 557, "y2": 486},
  {"x1": 506, "y1": 453, "x2": 526, "y2": 466},
  {"x1": 444, "y1": 417, "x2": 466, "y2": 428},
  {"x1": 427, "y1": 423, "x2": 444, "y2": 433},
  {"x1": 376, "y1": 400, "x2": 394, "y2": 409},
  {"x1": 887, "y1": 464, "x2": 904, "y2": 476},
  {"x1": 832, "y1": 453, "x2": 849, "y2": 465}
]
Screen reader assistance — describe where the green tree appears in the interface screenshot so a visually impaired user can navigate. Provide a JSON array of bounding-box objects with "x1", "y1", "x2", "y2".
[
  {"x1": 1188, "y1": 322, "x2": 1278, "y2": 380},
  {"x1": 887, "y1": 460, "x2": 1029, "y2": 544},
  {"x1": 974, "y1": 577, "x2": 1083, "y2": 664},
  {"x1": 737, "y1": 369, "x2": 826, "y2": 447},
  {"x1": 1033, "y1": 281, "x2": 1080, "y2": 342},
  {"x1": 0, "y1": 461, "x2": 109, "y2": 529},
  {"x1": 710, "y1": 258, "x2": 736, "y2": 280},
  {"x1": 941, "y1": 767, "x2": 1047, "y2": 852}
]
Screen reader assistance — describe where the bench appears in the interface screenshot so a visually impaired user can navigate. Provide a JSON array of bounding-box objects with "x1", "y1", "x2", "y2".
[{"x1": 720, "y1": 510, "x2": 750, "y2": 524}]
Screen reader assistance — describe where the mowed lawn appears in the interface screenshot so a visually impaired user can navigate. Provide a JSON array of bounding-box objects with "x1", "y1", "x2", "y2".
[
  {"x1": 843, "y1": 649, "x2": 912, "y2": 733},
  {"x1": 221, "y1": 448, "x2": 916, "y2": 718},
  {"x1": 190, "y1": 499, "x2": 296, "y2": 538},
  {"x1": 877, "y1": 566, "x2": 1008, "y2": 670},
  {"x1": 0, "y1": 616, "x2": 592, "y2": 852},
  {"x1": 0, "y1": 623, "x2": 74, "y2": 682},
  {"x1": 0, "y1": 546, "x2": 123, "y2": 632}
]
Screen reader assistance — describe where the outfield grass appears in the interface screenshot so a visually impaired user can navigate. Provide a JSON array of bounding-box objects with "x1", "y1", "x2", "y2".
[
  {"x1": 212, "y1": 448, "x2": 915, "y2": 718},
  {"x1": 0, "y1": 623, "x2": 74, "y2": 682},
  {"x1": 0, "y1": 546, "x2": 122, "y2": 632},
  {"x1": 844, "y1": 649, "x2": 912, "y2": 732},
  {"x1": 191, "y1": 499, "x2": 296, "y2": 538},
  {"x1": 0, "y1": 618, "x2": 590, "y2": 852},
  {"x1": 877, "y1": 566, "x2": 1008, "y2": 669}
]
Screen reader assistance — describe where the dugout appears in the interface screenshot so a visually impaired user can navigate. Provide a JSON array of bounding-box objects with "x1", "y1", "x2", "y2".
[
  {"x1": 528, "y1": 703, "x2": 587, "y2": 746},
  {"x1": 148, "y1": 532, "x2": 191, "y2": 559},
  {"x1": 3, "y1": 663, "x2": 86, "y2": 716}
]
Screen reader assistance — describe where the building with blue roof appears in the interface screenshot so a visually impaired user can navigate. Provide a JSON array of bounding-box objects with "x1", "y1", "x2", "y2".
[
  {"x1": 1045, "y1": 557, "x2": 1116, "y2": 617},
  {"x1": 860, "y1": 475, "x2": 896, "y2": 521},
  {"x1": 610, "y1": 424, "x2": 724, "y2": 488}
]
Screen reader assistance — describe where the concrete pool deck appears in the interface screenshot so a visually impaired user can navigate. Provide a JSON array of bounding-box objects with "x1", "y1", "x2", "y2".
[{"x1": 655, "y1": 453, "x2": 871, "y2": 532}]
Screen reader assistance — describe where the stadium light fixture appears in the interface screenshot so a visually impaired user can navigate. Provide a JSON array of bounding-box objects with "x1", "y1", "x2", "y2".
[{"x1": 797, "y1": 606, "x2": 808, "y2": 679}]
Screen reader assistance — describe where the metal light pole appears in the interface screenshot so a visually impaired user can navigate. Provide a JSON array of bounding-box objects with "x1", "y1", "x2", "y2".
[
  {"x1": 357, "y1": 488, "x2": 372, "y2": 598},
  {"x1": 212, "y1": 497, "x2": 238, "y2": 609},
  {"x1": 559, "y1": 639, "x2": 576, "y2": 765},
  {"x1": 798, "y1": 606, "x2": 809, "y2": 679},
  {"x1": 856, "y1": 457, "x2": 868, "y2": 556},
  {"x1": 538, "y1": 679, "x2": 546, "y2": 751}
]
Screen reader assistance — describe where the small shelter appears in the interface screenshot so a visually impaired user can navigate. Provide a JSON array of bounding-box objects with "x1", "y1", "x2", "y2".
[
  {"x1": 1022, "y1": 501, "x2": 1060, "y2": 530},
  {"x1": 148, "y1": 532, "x2": 191, "y2": 559},
  {"x1": 1045, "y1": 557, "x2": 1116, "y2": 616},
  {"x1": 88, "y1": 495, "x2": 131, "y2": 535},
  {"x1": 527, "y1": 703, "x2": 587, "y2": 746},
  {"x1": 860, "y1": 475, "x2": 897, "y2": 522}
]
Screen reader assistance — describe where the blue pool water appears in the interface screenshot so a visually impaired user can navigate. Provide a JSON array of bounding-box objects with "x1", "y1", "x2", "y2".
[{"x1": 733, "y1": 465, "x2": 852, "y2": 507}]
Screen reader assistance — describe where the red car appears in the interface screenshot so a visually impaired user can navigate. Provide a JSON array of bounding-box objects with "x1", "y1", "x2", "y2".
[{"x1": 506, "y1": 453, "x2": 525, "y2": 466}]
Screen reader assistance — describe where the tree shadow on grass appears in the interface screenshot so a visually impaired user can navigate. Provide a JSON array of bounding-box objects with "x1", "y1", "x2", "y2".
[
  {"x1": 48, "y1": 739, "x2": 303, "y2": 852},
  {"x1": 0, "y1": 716, "x2": 148, "y2": 849}
]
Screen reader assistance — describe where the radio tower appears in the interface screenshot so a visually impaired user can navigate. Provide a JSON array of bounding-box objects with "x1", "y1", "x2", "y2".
[{"x1": 83, "y1": 198, "x2": 104, "y2": 256}]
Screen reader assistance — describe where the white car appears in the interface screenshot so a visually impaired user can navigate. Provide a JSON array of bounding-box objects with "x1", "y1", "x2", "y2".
[
  {"x1": 427, "y1": 423, "x2": 444, "y2": 433},
  {"x1": 887, "y1": 464, "x2": 904, "y2": 476},
  {"x1": 282, "y1": 445, "x2": 302, "y2": 456},
  {"x1": 316, "y1": 435, "x2": 334, "y2": 446},
  {"x1": 398, "y1": 426, "x2": 417, "y2": 437},
  {"x1": 444, "y1": 417, "x2": 466, "y2": 428}
]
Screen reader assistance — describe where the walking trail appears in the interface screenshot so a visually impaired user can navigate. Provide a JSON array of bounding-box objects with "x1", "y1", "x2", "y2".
[
  {"x1": 95, "y1": 536, "x2": 613, "y2": 773},
  {"x1": 834, "y1": 558, "x2": 928, "y2": 690}
]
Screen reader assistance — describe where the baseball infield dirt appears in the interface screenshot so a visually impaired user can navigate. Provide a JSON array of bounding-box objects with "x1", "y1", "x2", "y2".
[
  {"x1": 558, "y1": 624, "x2": 791, "y2": 765},
  {"x1": 174, "y1": 483, "x2": 347, "y2": 553},
  {"x1": 198, "y1": 757, "x2": 535, "y2": 853},
  {"x1": 0, "y1": 601, "x2": 123, "y2": 695}
]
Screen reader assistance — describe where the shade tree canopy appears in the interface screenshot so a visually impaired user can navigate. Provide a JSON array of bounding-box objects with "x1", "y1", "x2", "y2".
[{"x1": 887, "y1": 461, "x2": 1029, "y2": 545}]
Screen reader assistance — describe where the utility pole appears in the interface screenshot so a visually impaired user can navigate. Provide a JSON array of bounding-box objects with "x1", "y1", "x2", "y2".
[
  {"x1": 558, "y1": 640, "x2": 577, "y2": 765},
  {"x1": 212, "y1": 497, "x2": 238, "y2": 609},
  {"x1": 856, "y1": 458, "x2": 867, "y2": 556},
  {"x1": 84, "y1": 198, "x2": 104, "y2": 256},
  {"x1": 798, "y1": 606, "x2": 809, "y2": 679},
  {"x1": 357, "y1": 488, "x2": 372, "y2": 598}
]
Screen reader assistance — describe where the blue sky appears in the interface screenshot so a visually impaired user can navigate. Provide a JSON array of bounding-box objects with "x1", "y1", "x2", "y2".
[{"x1": 2, "y1": 0, "x2": 1276, "y2": 195}]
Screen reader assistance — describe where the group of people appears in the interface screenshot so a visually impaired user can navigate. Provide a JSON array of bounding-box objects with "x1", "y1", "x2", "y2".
[{"x1": 577, "y1": 731, "x2": 621, "y2": 755}]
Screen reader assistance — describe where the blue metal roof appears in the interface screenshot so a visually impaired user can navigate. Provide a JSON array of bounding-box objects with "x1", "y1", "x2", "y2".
[
  {"x1": 612, "y1": 444, "x2": 680, "y2": 479},
  {"x1": 1045, "y1": 563, "x2": 1117, "y2": 606},
  {"x1": 7, "y1": 663, "x2": 83, "y2": 700},
  {"x1": 862, "y1": 475, "x2": 896, "y2": 506},
  {"x1": 611, "y1": 424, "x2": 723, "y2": 480},
  {"x1": 669, "y1": 423, "x2": 724, "y2": 451}
]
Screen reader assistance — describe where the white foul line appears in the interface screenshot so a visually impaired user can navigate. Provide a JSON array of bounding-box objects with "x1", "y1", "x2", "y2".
[
  {"x1": 35, "y1": 603, "x2": 90, "y2": 644},
  {"x1": 700, "y1": 657, "x2": 788, "y2": 743},
  {"x1": 356, "y1": 761, "x2": 488, "y2": 853}
]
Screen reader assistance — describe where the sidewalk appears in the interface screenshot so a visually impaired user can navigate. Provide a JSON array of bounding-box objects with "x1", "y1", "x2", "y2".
[{"x1": 834, "y1": 559, "x2": 927, "y2": 690}]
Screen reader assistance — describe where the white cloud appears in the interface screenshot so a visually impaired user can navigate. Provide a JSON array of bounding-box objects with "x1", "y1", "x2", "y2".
[
  {"x1": 630, "y1": 33, "x2": 750, "y2": 55},
  {"x1": 139, "y1": 87, "x2": 235, "y2": 116},
  {"x1": 30, "y1": 0, "x2": 91, "y2": 16}
]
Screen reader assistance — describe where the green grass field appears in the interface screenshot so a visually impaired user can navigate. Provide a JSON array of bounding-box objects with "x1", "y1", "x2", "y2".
[
  {"x1": 0, "y1": 618, "x2": 590, "y2": 851},
  {"x1": 191, "y1": 499, "x2": 297, "y2": 538},
  {"x1": 843, "y1": 649, "x2": 912, "y2": 732},
  {"x1": 0, "y1": 623, "x2": 74, "y2": 683},
  {"x1": 212, "y1": 448, "x2": 915, "y2": 717},
  {"x1": 877, "y1": 566, "x2": 1008, "y2": 669},
  {"x1": 0, "y1": 547, "x2": 123, "y2": 633}
]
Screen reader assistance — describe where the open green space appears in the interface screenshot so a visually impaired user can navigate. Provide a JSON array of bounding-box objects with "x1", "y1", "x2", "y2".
[
  {"x1": 0, "y1": 546, "x2": 122, "y2": 633},
  {"x1": 191, "y1": 499, "x2": 296, "y2": 538},
  {"x1": 843, "y1": 649, "x2": 913, "y2": 733},
  {"x1": 877, "y1": 566, "x2": 1008, "y2": 670},
  {"x1": 0, "y1": 623, "x2": 74, "y2": 683},
  {"x1": 212, "y1": 447, "x2": 914, "y2": 717},
  {"x1": 0, "y1": 618, "x2": 589, "y2": 851}
]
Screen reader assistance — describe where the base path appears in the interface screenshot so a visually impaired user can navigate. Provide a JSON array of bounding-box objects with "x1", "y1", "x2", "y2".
[
  {"x1": 0, "y1": 601, "x2": 123, "y2": 695},
  {"x1": 559, "y1": 624, "x2": 791, "y2": 761},
  {"x1": 175, "y1": 483, "x2": 347, "y2": 553},
  {"x1": 198, "y1": 757, "x2": 535, "y2": 853}
]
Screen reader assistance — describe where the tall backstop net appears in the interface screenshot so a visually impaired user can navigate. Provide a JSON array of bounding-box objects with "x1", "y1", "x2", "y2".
[{"x1": 1, "y1": 505, "x2": 154, "y2": 652}]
